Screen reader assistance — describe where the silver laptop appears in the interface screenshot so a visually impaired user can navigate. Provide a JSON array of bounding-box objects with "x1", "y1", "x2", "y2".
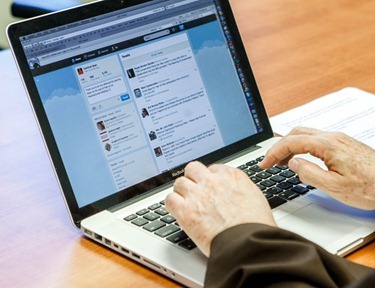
[{"x1": 7, "y1": 0, "x2": 375, "y2": 287}]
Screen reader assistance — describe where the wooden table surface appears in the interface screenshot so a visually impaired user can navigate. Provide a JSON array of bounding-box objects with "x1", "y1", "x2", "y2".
[{"x1": 0, "y1": 0, "x2": 374, "y2": 287}]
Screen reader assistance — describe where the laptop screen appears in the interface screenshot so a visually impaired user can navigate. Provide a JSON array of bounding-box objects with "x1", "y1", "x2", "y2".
[{"x1": 8, "y1": 0, "x2": 272, "y2": 225}]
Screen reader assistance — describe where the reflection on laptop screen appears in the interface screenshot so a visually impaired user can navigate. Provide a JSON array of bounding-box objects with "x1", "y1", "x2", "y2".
[{"x1": 19, "y1": 0, "x2": 263, "y2": 207}]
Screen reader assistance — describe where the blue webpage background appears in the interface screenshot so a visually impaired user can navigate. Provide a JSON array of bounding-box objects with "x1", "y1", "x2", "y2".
[{"x1": 35, "y1": 21, "x2": 256, "y2": 207}]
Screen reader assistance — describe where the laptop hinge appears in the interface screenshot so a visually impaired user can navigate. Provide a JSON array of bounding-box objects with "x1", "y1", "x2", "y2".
[
  {"x1": 108, "y1": 182, "x2": 174, "y2": 213},
  {"x1": 216, "y1": 144, "x2": 262, "y2": 164}
]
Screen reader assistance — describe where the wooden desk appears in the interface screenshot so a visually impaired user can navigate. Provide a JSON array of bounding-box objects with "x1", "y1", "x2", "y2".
[{"x1": 0, "y1": 0, "x2": 374, "y2": 287}]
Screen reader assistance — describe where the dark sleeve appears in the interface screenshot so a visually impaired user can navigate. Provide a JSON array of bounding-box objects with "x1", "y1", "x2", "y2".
[{"x1": 205, "y1": 223, "x2": 375, "y2": 288}]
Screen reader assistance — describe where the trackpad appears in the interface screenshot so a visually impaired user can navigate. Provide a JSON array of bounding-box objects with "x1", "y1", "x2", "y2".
[{"x1": 277, "y1": 204, "x2": 361, "y2": 246}]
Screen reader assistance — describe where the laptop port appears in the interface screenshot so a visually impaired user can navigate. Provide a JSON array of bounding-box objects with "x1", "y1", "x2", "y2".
[
  {"x1": 143, "y1": 258, "x2": 161, "y2": 270},
  {"x1": 121, "y1": 247, "x2": 129, "y2": 254},
  {"x1": 132, "y1": 252, "x2": 141, "y2": 259},
  {"x1": 94, "y1": 233, "x2": 102, "y2": 241},
  {"x1": 83, "y1": 229, "x2": 92, "y2": 236},
  {"x1": 104, "y1": 238, "x2": 111, "y2": 246}
]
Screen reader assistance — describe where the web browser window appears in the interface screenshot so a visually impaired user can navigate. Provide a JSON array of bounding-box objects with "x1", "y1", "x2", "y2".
[{"x1": 19, "y1": 0, "x2": 261, "y2": 207}]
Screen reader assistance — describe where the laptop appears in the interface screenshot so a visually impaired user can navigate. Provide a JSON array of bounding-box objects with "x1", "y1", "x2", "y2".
[{"x1": 7, "y1": 0, "x2": 375, "y2": 287}]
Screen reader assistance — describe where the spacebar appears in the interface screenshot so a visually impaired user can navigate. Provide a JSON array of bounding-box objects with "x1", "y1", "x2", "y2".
[{"x1": 268, "y1": 196, "x2": 287, "y2": 209}]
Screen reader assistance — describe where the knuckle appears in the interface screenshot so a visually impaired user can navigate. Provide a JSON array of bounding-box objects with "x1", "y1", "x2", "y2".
[
  {"x1": 209, "y1": 163, "x2": 222, "y2": 171},
  {"x1": 174, "y1": 176, "x2": 183, "y2": 186},
  {"x1": 184, "y1": 161, "x2": 196, "y2": 173},
  {"x1": 326, "y1": 131, "x2": 347, "y2": 143},
  {"x1": 291, "y1": 126, "x2": 305, "y2": 134}
]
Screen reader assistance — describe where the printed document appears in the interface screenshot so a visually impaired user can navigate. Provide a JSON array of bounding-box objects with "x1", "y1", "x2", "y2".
[{"x1": 270, "y1": 87, "x2": 375, "y2": 148}]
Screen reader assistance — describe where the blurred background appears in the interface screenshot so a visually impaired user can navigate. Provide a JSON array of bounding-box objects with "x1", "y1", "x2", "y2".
[{"x1": 0, "y1": 0, "x2": 19, "y2": 49}]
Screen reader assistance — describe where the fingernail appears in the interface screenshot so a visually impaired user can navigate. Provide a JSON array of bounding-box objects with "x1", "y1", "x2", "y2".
[
  {"x1": 288, "y1": 158, "x2": 299, "y2": 172},
  {"x1": 259, "y1": 158, "x2": 266, "y2": 168}
]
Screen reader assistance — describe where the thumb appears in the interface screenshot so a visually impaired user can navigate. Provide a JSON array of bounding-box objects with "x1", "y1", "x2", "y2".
[{"x1": 288, "y1": 157, "x2": 334, "y2": 192}]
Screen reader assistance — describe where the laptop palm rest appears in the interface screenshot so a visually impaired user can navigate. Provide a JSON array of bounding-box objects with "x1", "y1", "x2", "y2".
[{"x1": 277, "y1": 204, "x2": 362, "y2": 247}]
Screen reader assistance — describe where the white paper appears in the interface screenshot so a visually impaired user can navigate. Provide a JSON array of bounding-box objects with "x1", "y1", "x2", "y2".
[{"x1": 270, "y1": 87, "x2": 375, "y2": 148}]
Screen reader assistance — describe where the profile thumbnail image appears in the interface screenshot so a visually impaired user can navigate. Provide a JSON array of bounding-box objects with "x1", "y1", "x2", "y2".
[
  {"x1": 141, "y1": 108, "x2": 149, "y2": 118},
  {"x1": 104, "y1": 143, "x2": 112, "y2": 152},
  {"x1": 77, "y1": 67, "x2": 84, "y2": 75},
  {"x1": 149, "y1": 131, "x2": 157, "y2": 141},
  {"x1": 134, "y1": 88, "x2": 142, "y2": 98},
  {"x1": 28, "y1": 57, "x2": 41, "y2": 69},
  {"x1": 154, "y1": 147, "x2": 163, "y2": 157},
  {"x1": 127, "y1": 68, "x2": 136, "y2": 79},
  {"x1": 96, "y1": 121, "x2": 106, "y2": 131}
]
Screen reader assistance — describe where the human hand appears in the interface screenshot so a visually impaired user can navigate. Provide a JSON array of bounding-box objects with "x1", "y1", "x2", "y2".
[
  {"x1": 260, "y1": 127, "x2": 375, "y2": 210},
  {"x1": 165, "y1": 161, "x2": 276, "y2": 257}
]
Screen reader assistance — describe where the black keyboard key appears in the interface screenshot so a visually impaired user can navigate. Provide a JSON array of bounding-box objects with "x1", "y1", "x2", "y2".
[
  {"x1": 275, "y1": 164, "x2": 288, "y2": 170},
  {"x1": 143, "y1": 220, "x2": 166, "y2": 232},
  {"x1": 143, "y1": 212, "x2": 160, "y2": 221},
  {"x1": 167, "y1": 230, "x2": 188, "y2": 243},
  {"x1": 238, "y1": 164, "x2": 248, "y2": 170},
  {"x1": 291, "y1": 185, "x2": 309, "y2": 194},
  {"x1": 256, "y1": 155, "x2": 265, "y2": 162},
  {"x1": 246, "y1": 160, "x2": 257, "y2": 166},
  {"x1": 124, "y1": 214, "x2": 137, "y2": 221},
  {"x1": 136, "y1": 208, "x2": 149, "y2": 216},
  {"x1": 287, "y1": 177, "x2": 301, "y2": 185},
  {"x1": 277, "y1": 182, "x2": 293, "y2": 190},
  {"x1": 257, "y1": 171, "x2": 272, "y2": 179},
  {"x1": 268, "y1": 196, "x2": 287, "y2": 209},
  {"x1": 279, "y1": 190, "x2": 300, "y2": 201},
  {"x1": 260, "y1": 179, "x2": 276, "y2": 187},
  {"x1": 270, "y1": 175, "x2": 286, "y2": 182},
  {"x1": 267, "y1": 186, "x2": 283, "y2": 195},
  {"x1": 280, "y1": 170, "x2": 295, "y2": 178},
  {"x1": 257, "y1": 183, "x2": 266, "y2": 191},
  {"x1": 155, "y1": 207, "x2": 169, "y2": 216},
  {"x1": 178, "y1": 239, "x2": 196, "y2": 250},
  {"x1": 249, "y1": 165, "x2": 263, "y2": 172},
  {"x1": 155, "y1": 225, "x2": 180, "y2": 237},
  {"x1": 159, "y1": 199, "x2": 166, "y2": 205},
  {"x1": 263, "y1": 191, "x2": 273, "y2": 199},
  {"x1": 266, "y1": 167, "x2": 281, "y2": 174},
  {"x1": 250, "y1": 176, "x2": 262, "y2": 183},
  {"x1": 148, "y1": 203, "x2": 161, "y2": 210},
  {"x1": 244, "y1": 169, "x2": 255, "y2": 176},
  {"x1": 307, "y1": 185, "x2": 316, "y2": 190},
  {"x1": 161, "y1": 215, "x2": 176, "y2": 224},
  {"x1": 131, "y1": 218, "x2": 149, "y2": 227}
]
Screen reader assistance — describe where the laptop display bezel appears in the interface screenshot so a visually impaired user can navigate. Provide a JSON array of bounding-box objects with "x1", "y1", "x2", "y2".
[{"x1": 7, "y1": 0, "x2": 273, "y2": 227}]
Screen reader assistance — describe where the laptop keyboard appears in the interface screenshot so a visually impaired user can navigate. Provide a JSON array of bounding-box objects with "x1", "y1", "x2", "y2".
[
  {"x1": 124, "y1": 200, "x2": 197, "y2": 251},
  {"x1": 238, "y1": 155, "x2": 315, "y2": 208},
  {"x1": 124, "y1": 155, "x2": 315, "y2": 251}
]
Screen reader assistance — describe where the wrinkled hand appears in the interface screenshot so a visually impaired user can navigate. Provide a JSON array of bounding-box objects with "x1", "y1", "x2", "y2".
[
  {"x1": 260, "y1": 127, "x2": 375, "y2": 210},
  {"x1": 165, "y1": 161, "x2": 276, "y2": 257}
]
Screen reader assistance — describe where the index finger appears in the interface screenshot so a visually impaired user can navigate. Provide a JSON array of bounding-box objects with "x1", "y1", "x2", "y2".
[
  {"x1": 259, "y1": 134, "x2": 325, "y2": 168},
  {"x1": 287, "y1": 126, "x2": 322, "y2": 136}
]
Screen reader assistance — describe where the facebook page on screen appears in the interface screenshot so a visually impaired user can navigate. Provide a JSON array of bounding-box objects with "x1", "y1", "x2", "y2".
[{"x1": 26, "y1": 0, "x2": 258, "y2": 207}]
